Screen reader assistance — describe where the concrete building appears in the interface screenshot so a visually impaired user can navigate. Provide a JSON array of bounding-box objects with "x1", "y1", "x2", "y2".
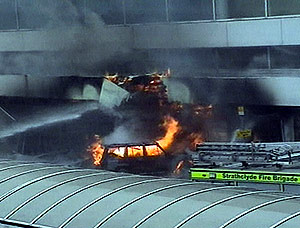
[{"x1": 1, "y1": 0, "x2": 300, "y2": 152}]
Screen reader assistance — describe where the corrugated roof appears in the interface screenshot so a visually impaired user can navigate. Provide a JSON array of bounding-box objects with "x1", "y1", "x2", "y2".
[{"x1": 0, "y1": 159, "x2": 299, "y2": 228}]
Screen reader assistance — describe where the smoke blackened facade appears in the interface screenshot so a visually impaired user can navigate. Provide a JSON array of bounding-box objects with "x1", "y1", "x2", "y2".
[{"x1": 1, "y1": 0, "x2": 300, "y2": 173}]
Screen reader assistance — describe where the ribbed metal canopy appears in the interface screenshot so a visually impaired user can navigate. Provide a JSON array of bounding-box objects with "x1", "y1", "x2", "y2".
[{"x1": 0, "y1": 159, "x2": 299, "y2": 228}]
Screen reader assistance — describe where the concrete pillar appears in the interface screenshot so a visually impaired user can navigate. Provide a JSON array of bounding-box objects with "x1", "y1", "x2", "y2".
[{"x1": 281, "y1": 116, "x2": 295, "y2": 142}]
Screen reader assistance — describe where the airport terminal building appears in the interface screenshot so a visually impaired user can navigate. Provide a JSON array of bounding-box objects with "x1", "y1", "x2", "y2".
[{"x1": 1, "y1": 1, "x2": 300, "y2": 227}]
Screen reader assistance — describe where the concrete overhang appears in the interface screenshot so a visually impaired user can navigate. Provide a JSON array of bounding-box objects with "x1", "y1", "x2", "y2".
[
  {"x1": 1, "y1": 74, "x2": 300, "y2": 107},
  {"x1": 131, "y1": 17, "x2": 300, "y2": 49}
]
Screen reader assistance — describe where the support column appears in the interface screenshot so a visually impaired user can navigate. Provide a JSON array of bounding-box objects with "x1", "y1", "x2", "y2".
[{"x1": 281, "y1": 116, "x2": 295, "y2": 142}]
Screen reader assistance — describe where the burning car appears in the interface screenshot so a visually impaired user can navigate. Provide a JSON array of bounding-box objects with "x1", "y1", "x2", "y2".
[
  {"x1": 97, "y1": 142, "x2": 174, "y2": 173},
  {"x1": 87, "y1": 140, "x2": 193, "y2": 175},
  {"x1": 87, "y1": 115, "x2": 194, "y2": 175}
]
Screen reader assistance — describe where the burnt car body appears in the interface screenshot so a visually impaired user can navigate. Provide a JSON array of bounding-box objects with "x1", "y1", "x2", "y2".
[{"x1": 100, "y1": 142, "x2": 184, "y2": 175}]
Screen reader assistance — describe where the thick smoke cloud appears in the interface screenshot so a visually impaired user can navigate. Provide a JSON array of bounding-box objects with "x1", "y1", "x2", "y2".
[{"x1": 0, "y1": 0, "x2": 131, "y2": 76}]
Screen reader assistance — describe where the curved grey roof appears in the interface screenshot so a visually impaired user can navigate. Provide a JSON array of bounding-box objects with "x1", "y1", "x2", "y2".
[{"x1": 0, "y1": 159, "x2": 299, "y2": 228}]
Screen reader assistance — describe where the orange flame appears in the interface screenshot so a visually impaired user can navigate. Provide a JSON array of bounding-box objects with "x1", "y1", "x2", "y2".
[
  {"x1": 87, "y1": 137, "x2": 105, "y2": 166},
  {"x1": 127, "y1": 146, "x2": 144, "y2": 157},
  {"x1": 157, "y1": 116, "x2": 181, "y2": 150},
  {"x1": 108, "y1": 145, "x2": 164, "y2": 158},
  {"x1": 173, "y1": 160, "x2": 194, "y2": 175},
  {"x1": 108, "y1": 147, "x2": 126, "y2": 157},
  {"x1": 88, "y1": 116, "x2": 180, "y2": 165},
  {"x1": 145, "y1": 145, "x2": 164, "y2": 156},
  {"x1": 188, "y1": 132, "x2": 204, "y2": 151},
  {"x1": 173, "y1": 160, "x2": 184, "y2": 175}
]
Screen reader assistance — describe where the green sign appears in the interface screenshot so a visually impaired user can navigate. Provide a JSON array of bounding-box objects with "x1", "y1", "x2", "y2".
[{"x1": 190, "y1": 168, "x2": 300, "y2": 185}]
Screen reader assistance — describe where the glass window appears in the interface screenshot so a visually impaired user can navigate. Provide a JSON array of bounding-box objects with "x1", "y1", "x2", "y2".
[
  {"x1": 268, "y1": 0, "x2": 300, "y2": 16},
  {"x1": 125, "y1": 0, "x2": 167, "y2": 24},
  {"x1": 216, "y1": 0, "x2": 265, "y2": 19},
  {"x1": 270, "y1": 46, "x2": 300, "y2": 69},
  {"x1": 145, "y1": 145, "x2": 164, "y2": 156},
  {"x1": 86, "y1": 0, "x2": 124, "y2": 25},
  {"x1": 168, "y1": 0, "x2": 213, "y2": 21},
  {"x1": 18, "y1": 0, "x2": 51, "y2": 29},
  {"x1": 217, "y1": 47, "x2": 268, "y2": 69},
  {"x1": 127, "y1": 146, "x2": 143, "y2": 157},
  {"x1": 0, "y1": 0, "x2": 17, "y2": 30},
  {"x1": 108, "y1": 147, "x2": 126, "y2": 157},
  {"x1": 69, "y1": 0, "x2": 86, "y2": 24},
  {"x1": 18, "y1": 0, "x2": 84, "y2": 29}
]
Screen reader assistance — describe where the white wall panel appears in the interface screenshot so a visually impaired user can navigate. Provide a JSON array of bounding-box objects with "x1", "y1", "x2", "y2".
[
  {"x1": 260, "y1": 77, "x2": 300, "y2": 106},
  {"x1": 0, "y1": 26, "x2": 133, "y2": 52},
  {"x1": 131, "y1": 17, "x2": 300, "y2": 49},
  {"x1": 282, "y1": 18, "x2": 300, "y2": 45},
  {"x1": 176, "y1": 23, "x2": 227, "y2": 48},
  {"x1": 227, "y1": 19, "x2": 282, "y2": 46},
  {"x1": 0, "y1": 32, "x2": 24, "y2": 51}
]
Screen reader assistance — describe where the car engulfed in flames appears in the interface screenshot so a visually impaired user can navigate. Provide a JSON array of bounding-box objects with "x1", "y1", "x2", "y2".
[
  {"x1": 107, "y1": 142, "x2": 165, "y2": 158},
  {"x1": 87, "y1": 115, "x2": 192, "y2": 174},
  {"x1": 87, "y1": 140, "x2": 184, "y2": 174}
]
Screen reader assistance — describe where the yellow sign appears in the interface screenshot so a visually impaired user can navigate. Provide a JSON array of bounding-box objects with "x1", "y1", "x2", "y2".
[
  {"x1": 236, "y1": 129, "x2": 252, "y2": 139},
  {"x1": 237, "y1": 106, "x2": 245, "y2": 115},
  {"x1": 190, "y1": 168, "x2": 300, "y2": 185}
]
